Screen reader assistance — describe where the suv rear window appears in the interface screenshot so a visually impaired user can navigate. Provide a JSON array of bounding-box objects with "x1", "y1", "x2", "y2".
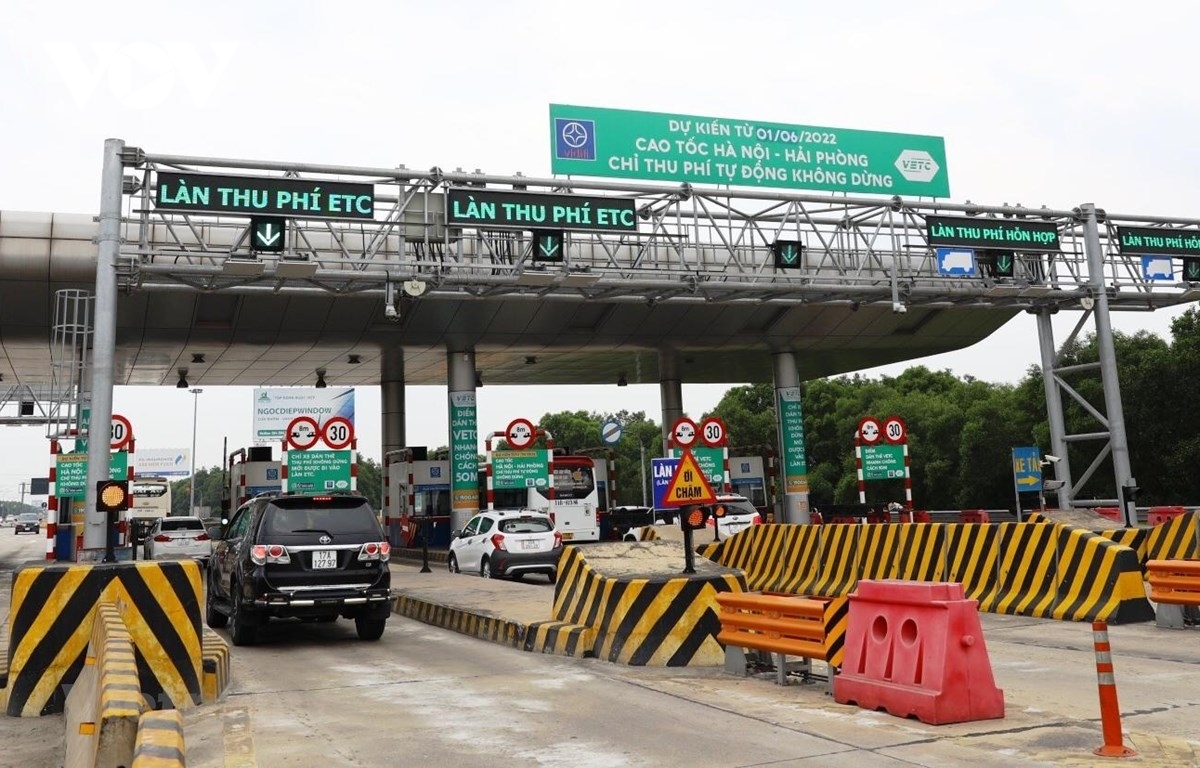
[
  {"x1": 262, "y1": 497, "x2": 380, "y2": 537},
  {"x1": 499, "y1": 517, "x2": 553, "y2": 534}
]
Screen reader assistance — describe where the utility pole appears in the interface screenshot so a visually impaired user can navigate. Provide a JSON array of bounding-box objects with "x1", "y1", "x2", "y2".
[{"x1": 19, "y1": 481, "x2": 27, "y2": 505}]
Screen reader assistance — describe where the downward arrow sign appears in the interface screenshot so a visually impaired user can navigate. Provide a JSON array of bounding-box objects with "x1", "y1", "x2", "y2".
[
  {"x1": 782, "y1": 245, "x2": 798, "y2": 264},
  {"x1": 996, "y1": 254, "x2": 1013, "y2": 272},
  {"x1": 539, "y1": 237, "x2": 560, "y2": 258},
  {"x1": 256, "y1": 223, "x2": 281, "y2": 246}
]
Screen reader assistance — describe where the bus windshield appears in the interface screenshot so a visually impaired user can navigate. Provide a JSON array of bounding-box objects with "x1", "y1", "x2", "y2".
[{"x1": 534, "y1": 462, "x2": 595, "y2": 501}]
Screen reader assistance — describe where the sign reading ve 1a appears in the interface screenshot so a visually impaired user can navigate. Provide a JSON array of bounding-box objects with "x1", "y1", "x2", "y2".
[
  {"x1": 532, "y1": 230, "x2": 564, "y2": 262},
  {"x1": 660, "y1": 450, "x2": 718, "y2": 507}
]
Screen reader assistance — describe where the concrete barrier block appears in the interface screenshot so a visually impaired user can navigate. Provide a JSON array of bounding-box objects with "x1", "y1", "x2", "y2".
[{"x1": 132, "y1": 709, "x2": 186, "y2": 767}]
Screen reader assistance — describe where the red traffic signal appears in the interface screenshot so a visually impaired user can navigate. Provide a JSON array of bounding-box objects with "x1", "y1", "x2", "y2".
[{"x1": 96, "y1": 480, "x2": 130, "y2": 513}]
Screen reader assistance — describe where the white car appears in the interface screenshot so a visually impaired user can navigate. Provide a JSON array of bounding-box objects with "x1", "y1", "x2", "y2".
[
  {"x1": 448, "y1": 509, "x2": 563, "y2": 582},
  {"x1": 142, "y1": 516, "x2": 212, "y2": 562},
  {"x1": 706, "y1": 494, "x2": 764, "y2": 539}
]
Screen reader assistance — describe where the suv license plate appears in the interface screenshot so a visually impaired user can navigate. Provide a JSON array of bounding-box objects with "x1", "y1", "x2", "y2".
[{"x1": 312, "y1": 550, "x2": 337, "y2": 569}]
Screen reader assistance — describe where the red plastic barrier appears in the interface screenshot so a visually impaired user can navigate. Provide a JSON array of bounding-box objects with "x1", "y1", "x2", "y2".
[
  {"x1": 1094, "y1": 507, "x2": 1121, "y2": 522},
  {"x1": 834, "y1": 580, "x2": 1005, "y2": 725},
  {"x1": 959, "y1": 509, "x2": 990, "y2": 524},
  {"x1": 1147, "y1": 506, "x2": 1188, "y2": 526},
  {"x1": 900, "y1": 510, "x2": 931, "y2": 523}
]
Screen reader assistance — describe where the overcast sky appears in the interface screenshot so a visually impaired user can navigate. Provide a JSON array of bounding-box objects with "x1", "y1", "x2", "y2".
[{"x1": 2, "y1": 1, "x2": 1198, "y2": 499}]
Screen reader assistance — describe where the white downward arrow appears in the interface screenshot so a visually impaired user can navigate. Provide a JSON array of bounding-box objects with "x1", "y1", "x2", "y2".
[{"x1": 257, "y1": 223, "x2": 281, "y2": 246}]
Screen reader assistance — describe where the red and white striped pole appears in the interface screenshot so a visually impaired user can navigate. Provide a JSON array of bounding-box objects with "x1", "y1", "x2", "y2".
[
  {"x1": 1091, "y1": 620, "x2": 1136, "y2": 758},
  {"x1": 46, "y1": 439, "x2": 59, "y2": 560},
  {"x1": 855, "y1": 433, "x2": 866, "y2": 504}
]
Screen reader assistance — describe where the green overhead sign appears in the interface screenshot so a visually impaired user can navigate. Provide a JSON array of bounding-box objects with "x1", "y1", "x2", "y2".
[
  {"x1": 1116, "y1": 226, "x2": 1200, "y2": 256},
  {"x1": 549, "y1": 104, "x2": 949, "y2": 197},
  {"x1": 926, "y1": 215, "x2": 1061, "y2": 252},
  {"x1": 155, "y1": 171, "x2": 375, "y2": 220},
  {"x1": 447, "y1": 188, "x2": 637, "y2": 233}
]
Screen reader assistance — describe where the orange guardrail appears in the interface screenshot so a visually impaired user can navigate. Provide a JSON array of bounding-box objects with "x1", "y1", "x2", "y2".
[
  {"x1": 1146, "y1": 560, "x2": 1200, "y2": 605},
  {"x1": 715, "y1": 592, "x2": 830, "y2": 661}
]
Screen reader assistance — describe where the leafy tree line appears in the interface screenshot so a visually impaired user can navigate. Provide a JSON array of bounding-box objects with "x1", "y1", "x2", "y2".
[{"x1": 166, "y1": 307, "x2": 1200, "y2": 514}]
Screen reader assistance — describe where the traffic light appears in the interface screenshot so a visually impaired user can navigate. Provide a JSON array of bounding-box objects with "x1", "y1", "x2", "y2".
[
  {"x1": 990, "y1": 250, "x2": 1016, "y2": 279},
  {"x1": 678, "y1": 504, "x2": 711, "y2": 532},
  {"x1": 96, "y1": 480, "x2": 130, "y2": 513},
  {"x1": 772, "y1": 240, "x2": 803, "y2": 269}
]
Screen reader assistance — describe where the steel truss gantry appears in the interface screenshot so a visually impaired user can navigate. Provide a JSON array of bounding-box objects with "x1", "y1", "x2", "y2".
[{"x1": 70, "y1": 146, "x2": 1188, "y2": 511}]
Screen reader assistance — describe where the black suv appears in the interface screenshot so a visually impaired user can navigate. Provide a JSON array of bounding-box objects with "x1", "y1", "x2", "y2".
[{"x1": 206, "y1": 493, "x2": 392, "y2": 645}]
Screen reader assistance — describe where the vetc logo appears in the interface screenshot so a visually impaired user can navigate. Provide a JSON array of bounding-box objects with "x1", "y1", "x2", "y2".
[{"x1": 894, "y1": 149, "x2": 940, "y2": 183}]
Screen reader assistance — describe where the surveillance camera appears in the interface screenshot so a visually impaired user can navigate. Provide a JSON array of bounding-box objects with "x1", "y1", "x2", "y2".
[
  {"x1": 1043, "y1": 454, "x2": 1060, "y2": 463},
  {"x1": 402, "y1": 279, "x2": 427, "y2": 297}
]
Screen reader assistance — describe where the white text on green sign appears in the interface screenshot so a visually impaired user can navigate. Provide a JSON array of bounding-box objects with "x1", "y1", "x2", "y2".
[
  {"x1": 549, "y1": 104, "x2": 949, "y2": 197},
  {"x1": 54, "y1": 452, "x2": 129, "y2": 497},
  {"x1": 156, "y1": 172, "x2": 375, "y2": 220},
  {"x1": 491, "y1": 450, "x2": 549, "y2": 490},
  {"x1": 861, "y1": 445, "x2": 905, "y2": 481},
  {"x1": 926, "y1": 215, "x2": 1060, "y2": 252},
  {"x1": 286, "y1": 450, "x2": 354, "y2": 492},
  {"x1": 447, "y1": 189, "x2": 637, "y2": 233}
]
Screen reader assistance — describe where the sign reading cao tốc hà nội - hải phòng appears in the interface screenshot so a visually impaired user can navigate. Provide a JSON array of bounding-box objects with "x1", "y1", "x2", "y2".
[{"x1": 549, "y1": 104, "x2": 949, "y2": 197}]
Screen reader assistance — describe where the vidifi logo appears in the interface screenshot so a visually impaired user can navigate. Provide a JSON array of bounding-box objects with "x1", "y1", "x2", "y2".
[{"x1": 894, "y1": 150, "x2": 940, "y2": 183}]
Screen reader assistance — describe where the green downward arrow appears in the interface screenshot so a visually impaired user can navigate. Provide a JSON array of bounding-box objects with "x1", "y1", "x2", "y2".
[
  {"x1": 1187, "y1": 261, "x2": 1200, "y2": 280},
  {"x1": 782, "y1": 245, "x2": 798, "y2": 264},
  {"x1": 996, "y1": 253, "x2": 1013, "y2": 273},
  {"x1": 539, "y1": 237, "x2": 560, "y2": 258}
]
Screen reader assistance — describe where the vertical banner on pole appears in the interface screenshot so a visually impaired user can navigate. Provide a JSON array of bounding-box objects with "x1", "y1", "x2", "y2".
[
  {"x1": 777, "y1": 388, "x2": 810, "y2": 519},
  {"x1": 449, "y1": 392, "x2": 479, "y2": 518}
]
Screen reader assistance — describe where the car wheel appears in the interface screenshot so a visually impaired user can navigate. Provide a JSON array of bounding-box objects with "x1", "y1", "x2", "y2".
[
  {"x1": 355, "y1": 615, "x2": 386, "y2": 641},
  {"x1": 228, "y1": 582, "x2": 257, "y2": 646},
  {"x1": 448, "y1": 553, "x2": 460, "y2": 574},
  {"x1": 205, "y1": 577, "x2": 228, "y2": 629},
  {"x1": 480, "y1": 556, "x2": 491, "y2": 579}
]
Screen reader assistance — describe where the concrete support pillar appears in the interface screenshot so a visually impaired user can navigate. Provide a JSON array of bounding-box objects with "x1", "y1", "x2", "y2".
[
  {"x1": 773, "y1": 351, "x2": 810, "y2": 524},
  {"x1": 380, "y1": 347, "x2": 405, "y2": 458},
  {"x1": 447, "y1": 349, "x2": 479, "y2": 532},
  {"x1": 658, "y1": 349, "x2": 683, "y2": 452}
]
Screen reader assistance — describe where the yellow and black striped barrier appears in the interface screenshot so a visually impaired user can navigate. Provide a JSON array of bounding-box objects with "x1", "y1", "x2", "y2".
[
  {"x1": 703, "y1": 519, "x2": 1151, "y2": 624},
  {"x1": 392, "y1": 594, "x2": 525, "y2": 648},
  {"x1": 553, "y1": 544, "x2": 747, "y2": 665},
  {"x1": 1143, "y1": 510, "x2": 1199, "y2": 562},
  {"x1": 131, "y1": 709, "x2": 186, "y2": 768},
  {"x1": 201, "y1": 628, "x2": 230, "y2": 705},
  {"x1": 5, "y1": 559, "x2": 203, "y2": 717},
  {"x1": 523, "y1": 621, "x2": 596, "y2": 656}
]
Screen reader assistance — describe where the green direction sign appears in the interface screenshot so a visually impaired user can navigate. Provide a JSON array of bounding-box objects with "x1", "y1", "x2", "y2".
[
  {"x1": 491, "y1": 450, "x2": 549, "y2": 490},
  {"x1": 549, "y1": 104, "x2": 950, "y2": 197},
  {"x1": 532, "y1": 230, "x2": 564, "y2": 262},
  {"x1": 449, "y1": 392, "x2": 479, "y2": 513},
  {"x1": 251, "y1": 217, "x2": 286, "y2": 252},
  {"x1": 155, "y1": 171, "x2": 375, "y2": 220},
  {"x1": 1184, "y1": 257, "x2": 1200, "y2": 281},
  {"x1": 926, "y1": 215, "x2": 1060, "y2": 252},
  {"x1": 1116, "y1": 226, "x2": 1200, "y2": 256},
  {"x1": 447, "y1": 188, "x2": 637, "y2": 233},
  {"x1": 55, "y1": 451, "x2": 129, "y2": 497},
  {"x1": 777, "y1": 387, "x2": 809, "y2": 493},
  {"x1": 285, "y1": 449, "x2": 354, "y2": 492},
  {"x1": 993, "y1": 250, "x2": 1015, "y2": 277},
  {"x1": 861, "y1": 444, "x2": 906, "y2": 481},
  {"x1": 671, "y1": 446, "x2": 724, "y2": 486}
]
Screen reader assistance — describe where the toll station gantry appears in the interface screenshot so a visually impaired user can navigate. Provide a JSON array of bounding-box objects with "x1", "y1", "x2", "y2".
[{"x1": 0, "y1": 139, "x2": 1198, "y2": 538}]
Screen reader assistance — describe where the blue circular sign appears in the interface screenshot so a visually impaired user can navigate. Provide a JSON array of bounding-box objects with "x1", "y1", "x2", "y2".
[{"x1": 600, "y1": 418, "x2": 623, "y2": 445}]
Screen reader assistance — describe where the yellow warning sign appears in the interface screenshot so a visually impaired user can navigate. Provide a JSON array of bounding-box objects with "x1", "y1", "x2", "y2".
[{"x1": 660, "y1": 449, "x2": 718, "y2": 507}]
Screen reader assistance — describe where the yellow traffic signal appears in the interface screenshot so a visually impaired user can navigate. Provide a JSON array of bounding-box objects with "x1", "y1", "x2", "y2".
[
  {"x1": 96, "y1": 480, "x2": 129, "y2": 513},
  {"x1": 679, "y1": 504, "x2": 711, "y2": 531}
]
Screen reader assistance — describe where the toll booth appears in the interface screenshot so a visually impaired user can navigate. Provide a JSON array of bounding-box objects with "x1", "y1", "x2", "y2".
[{"x1": 228, "y1": 446, "x2": 282, "y2": 511}]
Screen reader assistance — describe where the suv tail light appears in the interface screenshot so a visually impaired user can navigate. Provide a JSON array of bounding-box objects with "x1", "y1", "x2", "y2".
[
  {"x1": 752, "y1": 514, "x2": 763, "y2": 526},
  {"x1": 358, "y1": 541, "x2": 391, "y2": 562},
  {"x1": 490, "y1": 533, "x2": 507, "y2": 551},
  {"x1": 153, "y1": 534, "x2": 171, "y2": 542},
  {"x1": 553, "y1": 531, "x2": 563, "y2": 549},
  {"x1": 196, "y1": 532, "x2": 211, "y2": 541},
  {"x1": 250, "y1": 544, "x2": 292, "y2": 565}
]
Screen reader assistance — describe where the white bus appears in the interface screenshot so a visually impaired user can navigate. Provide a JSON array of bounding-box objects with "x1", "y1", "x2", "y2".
[{"x1": 129, "y1": 476, "x2": 173, "y2": 519}]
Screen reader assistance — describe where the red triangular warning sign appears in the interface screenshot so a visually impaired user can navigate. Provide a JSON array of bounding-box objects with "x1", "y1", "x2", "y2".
[{"x1": 660, "y1": 449, "x2": 718, "y2": 507}]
